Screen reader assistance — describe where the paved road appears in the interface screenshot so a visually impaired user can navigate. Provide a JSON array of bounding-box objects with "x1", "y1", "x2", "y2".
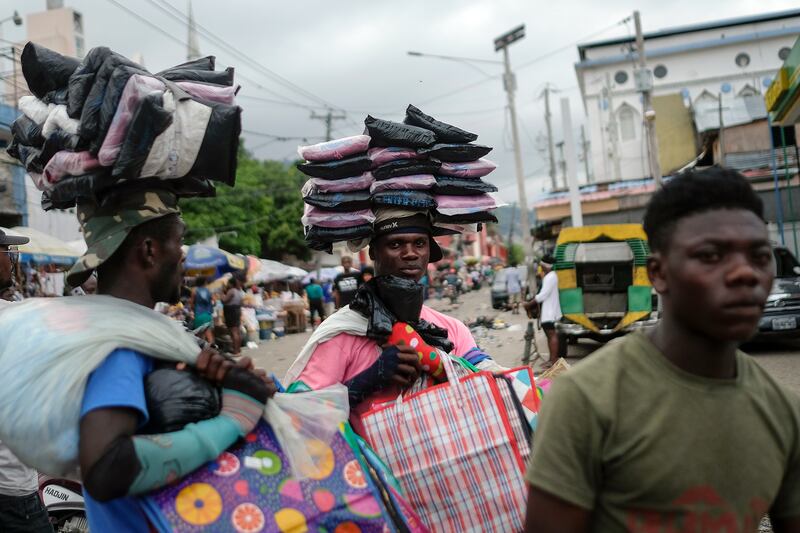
[{"x1": 249, "y1": 286, "x2": 800, "y2": 396}]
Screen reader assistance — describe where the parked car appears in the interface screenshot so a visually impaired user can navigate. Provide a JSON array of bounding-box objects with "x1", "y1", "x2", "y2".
[
  {"x1": 756, "y1": 246, "x2": 800, "y2": 339},
  {"x1": 491, "y1": 269, "x2": 508, "y2": 309}
]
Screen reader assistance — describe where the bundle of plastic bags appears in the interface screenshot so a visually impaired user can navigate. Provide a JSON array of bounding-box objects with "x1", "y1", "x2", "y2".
[
  {"x1": 6, "y1": 42, "x2": 242, "y2": 210},
  {"x1": 0, "y1": 296, "x2": 201, "y2": 476},
  {"x1": 296, "y1": 104, "x2": 502, "y2": 252}
]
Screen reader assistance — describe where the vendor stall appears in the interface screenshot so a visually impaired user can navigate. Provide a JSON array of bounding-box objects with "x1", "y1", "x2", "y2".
[{"x1": 184, "y1": 244, "x2": 246, "y2": 279}]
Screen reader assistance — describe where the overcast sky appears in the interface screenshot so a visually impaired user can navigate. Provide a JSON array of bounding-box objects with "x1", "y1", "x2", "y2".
[{"x1": 3, "y1": 0, "x2": 798, "y2": 203}]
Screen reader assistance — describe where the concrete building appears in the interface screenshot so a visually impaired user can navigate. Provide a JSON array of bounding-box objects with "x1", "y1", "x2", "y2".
[
  {"x1": 3, "y1": 0, "x2": 84, "y2": 240},
  {"x1": 575, "y1": 8, "x2": 800, "y2": 184}
]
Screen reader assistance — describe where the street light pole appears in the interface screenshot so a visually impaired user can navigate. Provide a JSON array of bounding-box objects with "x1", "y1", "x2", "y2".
[
  {"x1": 495, "y1": 25, "x2": 532, "y2": 256},
  {"x1": 633, "y1": 11, "x2": 662, "y2": 186}
]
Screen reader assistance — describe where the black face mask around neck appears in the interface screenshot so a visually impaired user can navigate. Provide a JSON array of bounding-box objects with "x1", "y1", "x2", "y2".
[{"x1": 350, "y1": 275, "x2": 454, "y2": 353}]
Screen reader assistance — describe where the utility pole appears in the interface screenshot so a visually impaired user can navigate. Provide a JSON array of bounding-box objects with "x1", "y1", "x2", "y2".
[
  {"x1": 580, "y1": 125, "x2": 592, "y2": 183},
  {"x1": 561, "y1": 98, "x2": 583, "y2": 227},
  {"x1": 604, "y1": 72, "x2": 622, "y2": 180},
  {"x1": 310, "y1": 109, "x2": 346, "y2": 141},
  {"x1": 495, "y1": 25, "x2": 532, "y2": 256},
  {"x1": 541, "y1": 86, "x2": 558, "y2": 191},
  {"x1": 507, "y1": 202, "x2": 516, "y2": 247},
  {"x1": 556, "y1": 141, "x2": 566, "y2": 185},
  {"x1": 718, "y1": 92, "x2": 725, "y2": 166},
  {"x1": 633, "y1": 10, "x2": 662, "y2": 186}
]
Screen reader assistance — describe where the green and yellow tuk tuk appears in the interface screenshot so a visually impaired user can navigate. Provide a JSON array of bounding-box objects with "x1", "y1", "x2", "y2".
[{"x1": 554, "y1": 224, "x2": 658, "y2": 341}]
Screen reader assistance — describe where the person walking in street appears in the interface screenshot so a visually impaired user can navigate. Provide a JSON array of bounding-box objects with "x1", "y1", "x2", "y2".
[
  {"x1": 0, "y1": 230, "x2": 53, "y2": 533},
  {"x1": 506, "y1": 263, "x2": 523, "y2": 314},
  {"x1": 188, "y1": 276, "x2": 215, "y2": 345},
  {"x1": 534, "y1": 255, "x2": 563, "y2": 366},
  {"x1": 525, "y1": 168, "x2": 800, "y2": 532},
  {"x1": 285, "y1": 210, "x2": 505, "y2": 425},
  {"x1": 305, "y1": 277, "x2": 326, "y2": 325},
  {"x1": 333, "y1": 256, "x2": 360, "y2": 309},
  {"x1": 223, "y1": 274, "x2": 245, "y2": 355},
  {"x1": 65, "y1": 191, "x2": 274, "y2": 532}
]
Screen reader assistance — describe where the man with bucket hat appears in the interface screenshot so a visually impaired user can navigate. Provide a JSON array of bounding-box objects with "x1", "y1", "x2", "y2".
[{"x1": 66, "y1": 190, "x2": 275, "y2": 531}]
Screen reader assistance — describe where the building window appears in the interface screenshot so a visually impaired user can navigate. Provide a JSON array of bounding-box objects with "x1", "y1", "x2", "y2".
[
  {"x1": 618, "y1": 105, "x2": 637, "y2": 142},
  {"x1": 779, "y1": 47, "x2": 791, "y2": 60},
  {"x1": 614, "y1": 70, "x2": 628, "y2": 85},
  {"x1": 738, "y1": 84, "x2": 757, "y2": 97},
  {"x1": 735, "y1": 52, "x2": 751, "y2": 68},
  {"x1": 653, "y1": 64, "x2": 668, "y2": 79}
]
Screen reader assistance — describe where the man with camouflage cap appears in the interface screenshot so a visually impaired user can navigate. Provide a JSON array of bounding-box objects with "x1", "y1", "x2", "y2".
[{"x1": 70, "y1": 190, "x2": 275, "y2": 531}]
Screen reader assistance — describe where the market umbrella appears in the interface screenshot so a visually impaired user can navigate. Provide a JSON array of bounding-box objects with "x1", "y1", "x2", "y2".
[
  {"x1": 8, "y1": 226, "x2": 80, "y2": 266},
  {"x1": 184, "y1": 244, "x2": 246, "y2": 279}
]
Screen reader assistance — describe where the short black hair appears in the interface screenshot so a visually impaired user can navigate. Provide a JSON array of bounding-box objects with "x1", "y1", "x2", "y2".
[{"x1": 643, "y1": 167, "x2": 764, "y2": 252}]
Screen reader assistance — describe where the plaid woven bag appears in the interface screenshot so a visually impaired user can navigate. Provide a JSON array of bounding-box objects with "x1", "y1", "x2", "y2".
[{"x1": 359, "y1": 354, "x2": 528, "y2": 532}]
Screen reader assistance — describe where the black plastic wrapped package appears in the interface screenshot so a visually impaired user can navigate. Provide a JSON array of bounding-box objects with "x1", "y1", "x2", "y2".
[
  {"x1": 304, "y1": 191, "x2": 371, "y2": 212},
  {"x1": 20, "y1": 42, "x2": 80, "y2": 99},
  {"x1": 372, "y1": 158, "x2": 441, "y2": 180},
  {"x1": 111, "y1": 92, "x2": 173, "y2": 179},
  {"x1": 187, "y1": 99, "x2": 242, "y2": 186},
  {"x1": 67, "y1": 47, "x2": 113, "y2": 117},
  {"x1": 160, "y1": 66, "x2": 235, "y2": 86},
  {"x1": 372, "y1": 190, "x2": 437, "y2": 209},
  {"x1": 11, "y1": 115, "x2": 45, "y2": 148},
  {"x1": 79, "y1": 51, "x2": 143, "y2": 140},
  {"x1": 364, "y1": 115, "x2": 436, "y2": 148},
  {"x1": 433, "y1": 176, "x2": 498, "y2": 195},
  {"x1": 305, "y1": 224, "x2": 373, "y2": 244},
  {"x1": 404, "y1": 104, "x2": 478, "y2": 143},
  {"x1": 297, "y1": 154, "x2": 372, "y2": 179},
  {"x1": 435, "y1": 211, "x2": 498, "y2": 224},
  {"x1": 417, "y1": 143, "x2": 492, "y2": 163},
  {"x1": 140, "y1": 365, "x2": 221, "y2": 435}
]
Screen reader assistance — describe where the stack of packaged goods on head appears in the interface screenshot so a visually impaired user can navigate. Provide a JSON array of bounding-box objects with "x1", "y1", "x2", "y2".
[
  {"x1": 6, "y1": 42, "x2": 242, "y2": 210},
  {"x1": 298, "y1": 135, "x2": 375, "y2": 252},
  {"x1": 298, "y1": 104, "x2": 501, "y2": 252}
]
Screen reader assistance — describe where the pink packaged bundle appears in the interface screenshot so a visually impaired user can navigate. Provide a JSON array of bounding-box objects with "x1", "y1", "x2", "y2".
[
  {"x1": 439, "y1": 158, "x2": 496, "y2": 178},
  {"x1": 302, "y1": 173, "x2": 375, "y2": 196},
  {"x1": 367, "y1": 146, "x2": 420, "y2": 168},
  {"x1": 44, "y1": 151, "x2": 101, "y2": 185},
  {"x1": 298, "y1": 135, "x2": 371, "y2": 162},
  {"x1": 370, "y1": 174, "x2": 436, "y2": 193},
  {"x1": 302, "y1": 205, "x2": 376, "y2": 228},
  {"x1": 435, "y1": 193, "x2": 500, "y2": 215}
]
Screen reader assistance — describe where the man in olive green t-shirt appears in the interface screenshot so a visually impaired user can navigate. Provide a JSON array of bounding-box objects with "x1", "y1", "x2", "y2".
[{"x1": 525, "y1": 168, "x2": 800, "y2": 532}]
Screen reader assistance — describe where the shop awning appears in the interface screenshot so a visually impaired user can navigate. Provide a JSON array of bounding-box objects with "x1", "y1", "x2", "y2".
[{"x1": 7, "y1": 226, "x2": 80, "y2": 265}]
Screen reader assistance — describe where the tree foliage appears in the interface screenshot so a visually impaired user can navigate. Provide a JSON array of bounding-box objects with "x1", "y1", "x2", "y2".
[
  {"x1": 508, "y1": 243, "x2": 525, "y2": 266},
  {"x1": 180, "y1": 143, "x2": 309, "y2": 260}
]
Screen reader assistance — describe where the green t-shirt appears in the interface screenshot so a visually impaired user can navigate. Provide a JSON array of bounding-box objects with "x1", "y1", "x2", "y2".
[
  {"x1": 305, "y1": 283, "x2": 323, "y2": 300},
  {"x1": 526, "y1": 332, "x2": 800, "y2": 531}
]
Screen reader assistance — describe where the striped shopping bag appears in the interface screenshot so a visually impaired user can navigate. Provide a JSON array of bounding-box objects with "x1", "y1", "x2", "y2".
[{"x1": 359, "y1": 354, "x2": 528, "y2": 532}]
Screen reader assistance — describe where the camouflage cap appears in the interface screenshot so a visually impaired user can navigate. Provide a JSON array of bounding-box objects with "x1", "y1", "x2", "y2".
[{"x1": 66, "y1": 190, "x2": 180, "y2": 287}]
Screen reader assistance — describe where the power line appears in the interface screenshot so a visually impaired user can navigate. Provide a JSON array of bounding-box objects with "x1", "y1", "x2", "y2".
[
  {"x1": 102, "y1": 0, "x2": 308, "y2": 108},
  {"x1": 145, "y1": 0, "x2": 344, "y2": 111},
  {"x1": 415, "y1": 18, "x2": 628, "y2": 106}
]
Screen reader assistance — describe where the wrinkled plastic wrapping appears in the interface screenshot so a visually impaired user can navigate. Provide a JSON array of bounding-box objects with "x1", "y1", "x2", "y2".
[
  {"x1": 418, "y1": 143, "x2": 492, "y2": 163},
  {"x1": 404, "y1": 104, "x2": 478, "y2": 143},
  {"x1": 435, "y1": 193, "x2": 500, "y2": 213},
  {"x1": 372, "y1": 190, "x2": 437, "y2": 209},
  {"x1": 435, "y1": 211, "x2": 498, "y2": 224},
  {"x1": 19, "y1": 95, "x2": 52, "y2": 125},
  {"x1": 305, "y1": 224, "x2": 373, "y2": 246},
  {"x1": 297, "y1": 154, "x2": 372, "y2": 179},
  {"x1": 367, "y1": 146, "x2": 420, "y2": 168},
  {"x1": 301, "y1": 173, "x2": 374, "y2": 196},
  {"x1": 370, "y1": 174, "x2": 436, "y2": 193},
  {"x1": 302, "y1": 206, "x2": 375, "y2": 228},
  {"x1": 372, "y1": 158, "x2": 441, "y2": 180},
  {"x1": 303, "y1": 190, "x2": 371, "y2": 211},
  {"x1": 439, "y1": 158, "x2": 497, "y2": 178},
  {"x1": 11, "y1": 115, "x2": 44, "y2": 147},
  {"x1": 20, "y1": 42, "x2": 80, "y2": 99},
  {"x1": 298, "y1": 135, "x2": 371, "y2": 162},
  {"x1": 364, "y1": 115, "x2": 436, "y2": 148},
  {"x1": 264, "y1": 385, "x2": 349, "y2": 480},
  {"x1": 433, "y1": 175, "x2": 498, "y2": 195},
  {"x1": 0, "y1": 296, "x2": 200, "y2": 476},
  {"x1": 141, "y1": 366, "x2": 221, "y2": 434}
]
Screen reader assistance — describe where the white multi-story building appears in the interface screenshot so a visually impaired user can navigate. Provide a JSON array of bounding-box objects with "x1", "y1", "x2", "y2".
[{"x1": 575, "y1": 8, "x2": 800, "y2": 183}]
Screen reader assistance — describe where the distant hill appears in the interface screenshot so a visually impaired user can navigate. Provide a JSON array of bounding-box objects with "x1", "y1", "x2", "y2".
[{"x1": 492, "y1": 205, "x2": 537, "y2": 242}]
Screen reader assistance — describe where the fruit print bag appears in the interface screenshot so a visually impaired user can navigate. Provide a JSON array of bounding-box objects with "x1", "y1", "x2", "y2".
[{"x1": 143, "y1": 420, "x2": 404, "y2": 532}]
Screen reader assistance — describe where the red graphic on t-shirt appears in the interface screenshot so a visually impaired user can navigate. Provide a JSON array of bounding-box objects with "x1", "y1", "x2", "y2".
[{"x1": 626, "y1": 485, "x2": 769, "y2": 533}]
